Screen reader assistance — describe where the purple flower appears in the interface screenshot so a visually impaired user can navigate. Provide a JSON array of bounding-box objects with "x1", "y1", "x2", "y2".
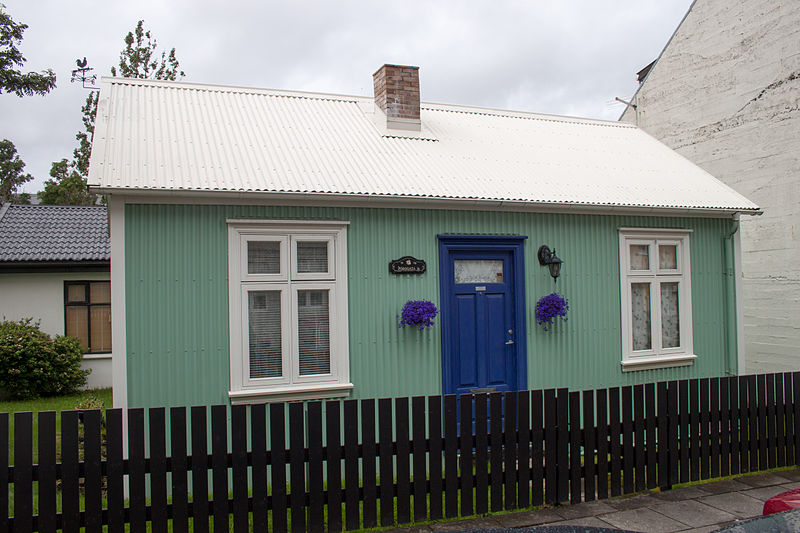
[
  {"x1": 535, "y1": 292, "x2": 569, "y2": 331},
  {"x1": 398, "y1": 300, "x2": 439, "y2": 330}
]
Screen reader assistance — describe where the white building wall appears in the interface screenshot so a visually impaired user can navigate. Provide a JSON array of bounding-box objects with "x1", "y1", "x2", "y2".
[
  {"x1": 0, "y1": 271, "x2": 113, "y2": 388},
  {"x1": 621, "y1": 0, "x2": 800, "y2": 373}
]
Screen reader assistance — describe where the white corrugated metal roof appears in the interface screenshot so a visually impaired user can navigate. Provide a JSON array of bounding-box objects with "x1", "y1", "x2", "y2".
[{"x1": 88, "y1": 77, "x2": 759, "y2": 214}]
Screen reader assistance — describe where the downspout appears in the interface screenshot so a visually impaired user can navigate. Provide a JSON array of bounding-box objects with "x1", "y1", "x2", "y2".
[{"x1": 723, "y1": 219, "x2": 740, "y2": 375}]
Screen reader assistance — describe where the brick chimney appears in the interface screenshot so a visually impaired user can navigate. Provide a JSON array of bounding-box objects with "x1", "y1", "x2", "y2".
[{"x1": 373, "y1": 64, "x2": 421, "y2": 131}]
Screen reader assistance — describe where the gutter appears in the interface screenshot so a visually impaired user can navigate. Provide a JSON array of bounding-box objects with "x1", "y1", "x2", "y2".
[{"x1": 723, "y1": 219, "x2": 740, "y2": 375}]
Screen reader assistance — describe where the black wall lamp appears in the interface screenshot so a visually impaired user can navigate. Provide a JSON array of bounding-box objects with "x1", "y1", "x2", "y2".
[{"x1": 538, "y1": 245, "x2": 563, "y2": 282}]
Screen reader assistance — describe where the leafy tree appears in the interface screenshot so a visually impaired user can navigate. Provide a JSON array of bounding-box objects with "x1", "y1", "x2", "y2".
[
  {"x1": 42, "y1": 20, "x2": 183, "y2": 205},
  {"x1": 0, "y1": 3, "x2": 56, "y2": 97},
  {"x1": 0, "y1": 138, "x2": 32, "y2": 203}
]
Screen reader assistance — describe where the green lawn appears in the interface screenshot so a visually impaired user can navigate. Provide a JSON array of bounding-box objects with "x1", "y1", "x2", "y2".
[{"x1": 1, "y1": 388, "x2": 113, "y2": 462}]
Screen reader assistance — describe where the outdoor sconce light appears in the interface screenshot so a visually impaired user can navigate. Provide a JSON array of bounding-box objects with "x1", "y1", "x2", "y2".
[{"x1": 538, "y1": 245, "x2": 563, "y2": 282}]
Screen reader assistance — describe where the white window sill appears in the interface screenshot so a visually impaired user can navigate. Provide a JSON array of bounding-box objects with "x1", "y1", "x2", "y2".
[
  {"x1": 621, "y1": 353, "x2": 697, "y2": 372},
  {"x1": 228, "y1": 382, "x2": 354, "y2": 404}
]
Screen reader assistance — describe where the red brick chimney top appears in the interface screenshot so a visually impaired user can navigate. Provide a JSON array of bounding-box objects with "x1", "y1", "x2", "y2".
[{"x1": 373, "y1": 64, "x2": 420, "y2": 130}]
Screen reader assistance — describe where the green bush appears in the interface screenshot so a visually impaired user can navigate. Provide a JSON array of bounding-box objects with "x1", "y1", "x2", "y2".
[{"x1": 0, "y1": 318, "x2": 89, "y2": 399}]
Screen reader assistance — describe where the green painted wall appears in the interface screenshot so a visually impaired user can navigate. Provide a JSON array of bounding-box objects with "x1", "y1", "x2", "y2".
[{"x1": 124, "y1": 203, "x2": 737, "y2": 409}]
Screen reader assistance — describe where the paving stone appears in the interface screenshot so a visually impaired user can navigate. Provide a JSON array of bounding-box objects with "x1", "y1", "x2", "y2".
[
  {"x1": 494, "y1": 508, "x2": 563, "y2": 527},
  {"x1": 601, "y1": 508, "x2": 687, "y2": 533},
  {"x1": 696, "y1": 479, "x2": 751, "y2": 494},
  {"x1": 554, "y1": 500, "x2": 617, "y2": 519},
  {"x1": 650, "y1": 499, "x2": 737, "y2": 527},
  {"x1": 429, "y1": 516, "x2": 502, "y2": 530},
  {"x1": 607, "y1": 493, "x2": 660, "y2": 511},
  {"x1": 774, "y1": 469, "x2": 800, "y2": 482},
  {"x1": 684, "y1": 525, "x2": 734, "y2": 533},
  {"x1": 735, "y1": 472, "x2": 788, "y2": 488},
  {"x1": 380, "y1": 526, "x2": 433, "y2": 533},
  {"x1": 698, "y1": 492, "x2": 764, "y2": 519},
  {"x1": 554, "y1": 516, "x2": 621, "y2": 528},
  {"x1": 653, "y1": 486, "x2": 710, "y2": 502},
  {"x1": 740, "y1": 484, "x2": 793, "y2": 501}
]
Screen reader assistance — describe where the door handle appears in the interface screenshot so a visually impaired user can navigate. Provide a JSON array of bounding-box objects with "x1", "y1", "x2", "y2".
[{"x1": 505, "y1": 340, "x2": 514, "y2": 345}]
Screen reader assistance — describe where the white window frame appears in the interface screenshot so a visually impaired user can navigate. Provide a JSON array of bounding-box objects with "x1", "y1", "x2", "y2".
[
  {"x1": 619, "y1": 228, "x2": 695, "y2": 371},
  {"x1": 228, "y1": 220, "x2": 352, "y2": 403}
]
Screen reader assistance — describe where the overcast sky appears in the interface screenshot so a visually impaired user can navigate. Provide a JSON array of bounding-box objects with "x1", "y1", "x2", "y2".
[{"x1": 1, "y1": 1, "x2": 693, "y2": 194}]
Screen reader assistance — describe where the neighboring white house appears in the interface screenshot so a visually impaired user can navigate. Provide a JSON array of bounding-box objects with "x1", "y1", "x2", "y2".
[
  {"x1": 0, "y1": 203, "x2": 113, "y2": 388},
  {"x1": 619, "y1": 0, "x2": 800, "y2": 373}
]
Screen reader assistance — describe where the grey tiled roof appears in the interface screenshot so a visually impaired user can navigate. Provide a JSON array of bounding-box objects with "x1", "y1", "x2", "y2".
[{"x1": 0, "y1": 204, "x2": 109, "y2": 263}]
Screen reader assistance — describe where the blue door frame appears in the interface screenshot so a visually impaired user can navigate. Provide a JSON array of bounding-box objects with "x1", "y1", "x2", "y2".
[{"x1": 438, "y1": 235, "x2": 528, "y2": 396}]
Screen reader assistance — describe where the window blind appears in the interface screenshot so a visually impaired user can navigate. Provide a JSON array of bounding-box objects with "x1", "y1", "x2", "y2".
[{"x1": 248, "y1": 291, "x2": 282, "y2": 378}]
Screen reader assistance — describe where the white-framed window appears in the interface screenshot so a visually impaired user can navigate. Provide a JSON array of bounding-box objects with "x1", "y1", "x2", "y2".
[
  {"x1": 227, "y1": 220, "x2": 352, "y2": 403},
  {"x1": 619, "y1": 228, "x2": 695, "y2": 371}
]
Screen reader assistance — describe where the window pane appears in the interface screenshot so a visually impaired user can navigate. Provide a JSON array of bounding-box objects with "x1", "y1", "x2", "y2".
[
  {"x1": 631, "y1": 283, "x2": 652, "y2": 351},
  {"x1": 297, "y1": 241, "x2": 328, "y2": 273},
  {"x1": 659, "y1": 245, "x2": 678, "y2": 270},
  {"x1": 248, "y1": 241, "x2": 280, "y2": 274},
  {"x1": 248, "y1": 291, "x2": 282, "y2": 378},
  {"x1": 661, "y1": 282, "x2": 680, "y2": 348},
  {"x1": 90, "y1": 305, "x2": 112, "y2": 352},
  {"x1": 629, "y1": 244, "x2": 649, "y2": 270},
  {"x1": 298, "y1": 290, "x2": 330, "y2": 375},
  {"x1": 67, "y1": 284, "x2": 86, "y2": 303},
  {"x1": 454, "y1": 259, "x2": 504, "y2": 283},
  {"x1": 66, "y1": 306, "x2": 89, "y2": 351},
  {"x1": 90, "y1": 282, "x2": 111, "y2": 304}
]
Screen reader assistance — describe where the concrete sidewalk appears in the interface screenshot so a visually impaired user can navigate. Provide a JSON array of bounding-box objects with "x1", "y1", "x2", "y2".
[{"x1": 385, "y1": 468, "x2": 800, "y2": 533}]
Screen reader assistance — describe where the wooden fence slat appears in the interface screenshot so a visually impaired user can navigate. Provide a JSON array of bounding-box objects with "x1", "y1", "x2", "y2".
[
  {"x1": 544, "y1": 389, "x2": 558, "y2": 504},
  {"x1": 556, "y1": 388, "x2": 569, "y2": 504},
  {"x1": 596, "y1": 389, "x2": 609, "y2": 499},
  {"x1": 250, "y1": 405, "x2": 268, "y2": 533},
  {"x1": 517, "y1": 390, "x2": 531, "y2": 507},
  {"x1": 83, "y1": 409, "x2": 103, "y2": 533},
  {"x1": 720, "y1": 378, "x2": 731, "y2": 477},
  {"x1": 190, "y1": 406, "x2": 210, "y2": 533},
  {"x1": 766, "y1": 374, "x2": 777, "y2": 469},
  {"x1": 783, "y1": 373, "x2": 794, "y2": 466},
  {"x1": 270, "y1": 403, "x2": 288, "y2": 533},
  {"x1": 343, "y1": 399, "x2": 359, "y2": 530},
  {"x1": 289, "y1": 402, "x2": 306, "y2": 533},
  {"x1": 656, "y1": 382, "x2": 669, "y2": 489},
  {"x1": 149, "y1": 407, "x2": 168, "y2": 533},
  {"x1": 730, "y1": 377, "x2": 742, "y2": 475},
  {"x1": 325, "y1": 401, "x2": 343, "y2": 533},
  {"x1": 61, "y1": 410, "x2": 81, "y2": 533},
  {"x1": 212, "y1": 405, "x2": 230, "y2": 533},
  {"x1": 748, "y1": 375, "x2": 758, "y2": 472},
  {"x1": 645, "y1": 383, "x2": 657, "y2": 490},
  {"x1": 36, "y1": 411, "x2": 56, "y2": 533},
  {"x1": 609, "y1": 387, "x2": 621, "y2": 497},
  {"x1": 690, "y1": 379, "x2": 700, "y2": 482},
  {"x1": 710, "y1": 378, "x2": 721, "y2": 479},
  {"x1": 13, "y1": 412, "x2": 32, "y2": 533},
  {"x1": 622, "y1": 386, "x2": 634, "y2": 494},
  {"x1": 490, "y1": 392, "x2": 504, "y2": 511},
  {"x1": 361, "y1": 399, "x2": 378, "y2": 528},
  {"x1": 531, "y1": 390, "x2": 545, "y2": 506},
  {"x1": 700, "y1": 378, "x2": 710, "y2": 480},
  {"x1": 378, "y1": 398, "x2": 394, "y2": 527},
  {"x1": 757, "y1": 374, "x2": 767, "y2": 471},
  {"x1": 412, "y1": 396, "x2": 428, "y2": 521},
  {"x1": 794, "y1": 372, "x2": 800, "y2": 466},
  {"x1": 776, "y1": 375, "x2": 786, "y2": 468},
  {"x1": 0, "y1": 413, "x2": 6, "y2": 533},
  {"x1": 127, "y1": 409, "x2": 146, "y2": 533},
  {"x1": 105, "y1": 408, "x2": 124, "y2": 533},
  {"x1": 504, "y1": 391, "x2": 517, "y2": 510},
  {"x1": 569, "y1": 391, "x2": 582, "y2": 504},
  {"x1": 667, "y1": 381, "x2": 679, "y2": 486},
  {"x1": 395, "y1": 397, "x2": 410, "y2": 525},
  {"x1": 460, "y1": 395, "x2": 474, "y2": 517},
  {"x1": 444, "y1": 394, "x2": 459, "y2": 517},
  {"x1": 633, "y1": 384, "x2": 645, "y2": 492},
  {"x1": 171, "y1": 407, "x2": 190, "y2": 533},
  {"x1": 679, "y1": 380, "x2": 689, "y2": 483},
  {"x1": 428, "y1": 396, "x2": 443, "y2": 520},
  {"x1": 231, "y1": 405, "x2": 249, "y2": 533},
  {"x1": 307, "y1": 402, "x2": 325, "y2": 533},
  {"x1": 475, "y1": 393, "x2": 489, "y2": 514}
]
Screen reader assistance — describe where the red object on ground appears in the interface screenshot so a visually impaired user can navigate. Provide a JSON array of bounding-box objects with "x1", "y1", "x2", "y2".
[{"x1": 763, "y1": 487, "x2": 800, "y2": 515}]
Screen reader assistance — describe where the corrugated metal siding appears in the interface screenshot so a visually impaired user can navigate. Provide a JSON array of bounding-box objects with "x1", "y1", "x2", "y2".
[
  {"x1": 125, "y1": 204, "x2": 735, "y2": 408},
  {"x1": 91, "y1": 78, "x2": 759, "y2": 213}
]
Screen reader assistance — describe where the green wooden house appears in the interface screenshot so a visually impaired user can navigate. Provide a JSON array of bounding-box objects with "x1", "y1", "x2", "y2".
[{"x1": 88, "y1": 65, "x2": 760, "y2": 411}]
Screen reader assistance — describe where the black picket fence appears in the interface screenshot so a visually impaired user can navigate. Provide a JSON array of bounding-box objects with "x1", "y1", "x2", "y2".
[{"x1": 4, "y1": 372, "x2": 800, "y2": 532}]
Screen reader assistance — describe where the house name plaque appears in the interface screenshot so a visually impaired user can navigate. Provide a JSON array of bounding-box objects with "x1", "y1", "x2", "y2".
[{"x1": 389, "y1": 256, "x2": 426, "y2": 275}]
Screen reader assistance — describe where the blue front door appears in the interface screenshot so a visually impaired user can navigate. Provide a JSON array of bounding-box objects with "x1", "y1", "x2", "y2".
[{"x1": 439, "y1": 237, "x2": 527, "y2": 397}]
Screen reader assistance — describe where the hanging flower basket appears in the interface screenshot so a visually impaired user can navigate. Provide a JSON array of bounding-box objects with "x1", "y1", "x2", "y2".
[
  {"x1": 398, "y1": 300, "x2": 439, "y2": 330},
  {"x1": 535, "y1": 292, "x2": 569, "y2": 331}
]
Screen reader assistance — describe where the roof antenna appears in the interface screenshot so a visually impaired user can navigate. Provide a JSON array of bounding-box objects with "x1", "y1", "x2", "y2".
[
  {"x1": 71, "y1": 57, "x2": 99, "y2": 90},
  {"x1": 614, "y1": 97, "x2": 636, "y2": 110}
]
